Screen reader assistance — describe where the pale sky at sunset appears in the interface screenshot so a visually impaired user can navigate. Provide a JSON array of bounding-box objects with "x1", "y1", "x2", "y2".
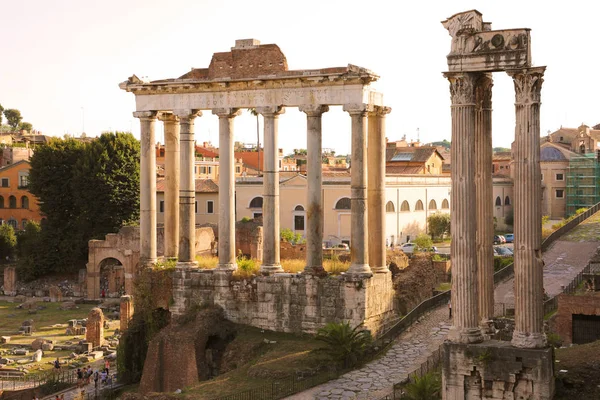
[{"x1": 1, "y1": 1, "x2": 599, "y2": 155}]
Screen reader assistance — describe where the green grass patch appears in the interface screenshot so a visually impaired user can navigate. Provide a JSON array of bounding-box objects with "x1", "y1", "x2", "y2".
[{"x1": 436, "y1": 282, "x2": 451, "y2": 292}]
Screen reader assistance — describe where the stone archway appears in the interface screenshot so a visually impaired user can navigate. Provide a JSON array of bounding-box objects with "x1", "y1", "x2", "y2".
[{"x1": 98, "y1": 257, "x2": 125, "y2": 298}]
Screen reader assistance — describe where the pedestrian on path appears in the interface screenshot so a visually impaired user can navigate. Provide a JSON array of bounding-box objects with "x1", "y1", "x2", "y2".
[
  {"x1": 94, "y1": 370, "x2": 99, "y2": 389},
  {"x1": 448, "y1": 299, "x2": 452, "y2": 319}
]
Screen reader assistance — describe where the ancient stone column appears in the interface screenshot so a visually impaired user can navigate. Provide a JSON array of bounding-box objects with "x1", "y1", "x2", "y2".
[
  {"x1": 85, "y1": 308, "x2": 105, "y2": 348},
  {"x1": 475, "y1": 74, "x2": 495, "y2": 333},
  {"x1": 299, "y1": 104, "x2": 329, "y2": 275},
  {"x1": 508, "y1": 67, "x2": 546, "y2": 348},
  {"x1": 120, "y1": 295, "x2": 134, "y2": 331},
  {"x1": 213, "y1": 108, "x2": 241, "y2": 271},
  {"x1": 134, "y1": 111, "x2": 158, "y2": 266},
  {"x1": 160, "y1": 113, "x2": 181, "y2": 260},
  {"x1": 175, "y1": 110, "x2": 201, "y2": 267},
  {"x1": 344, "y1": 104, "x2": 371, "y2": 276},
  {"x1": 368, "y1": 106, "x2": 391, "y2": 274},
  {"x1": 443, "y1": 72, "x2": 483, "y2": 344},
  {"x1": 257, "y1": 106, "x2": 285, "y2": 275}
]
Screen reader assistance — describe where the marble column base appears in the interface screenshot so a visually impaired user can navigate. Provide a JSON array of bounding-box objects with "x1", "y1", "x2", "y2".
[
  {"x1": 216, "y1": 263, "x2": 237, "y2": 272},
  {"x1": 140, "y1": 258, "x2": 157, "y2": 268},
  {"x1": 346, "y1": 263, "x2": 373, "y2": 277},
  {"x1": 175, "y1": 261, "x2": 198, "y2": 270},
  {"x1": 259, "y1": 263, "x2": 284, "y2": 275},
  {"x1": 447, "y1": 326, "x2": 484, "y2": 344},
  {"x1": 303, "y1": 265, "x2": 327, "y2": 277},
  {"x1": 512, "y1": 330, "x2": 546, "y2": 348}
]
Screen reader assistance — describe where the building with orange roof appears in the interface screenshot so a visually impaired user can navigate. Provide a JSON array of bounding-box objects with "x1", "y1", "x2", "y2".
[{"x1": 0, "y1": 160, "x2": 42, "y2": 230}]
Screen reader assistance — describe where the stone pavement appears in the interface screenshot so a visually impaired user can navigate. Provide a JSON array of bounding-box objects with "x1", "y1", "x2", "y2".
[
  {"x1": 495, "y1": 211, "x2": 600, "y2": 307},
  {"x1": 284, "y1": 307, "x2": 451, "y2": 400}
]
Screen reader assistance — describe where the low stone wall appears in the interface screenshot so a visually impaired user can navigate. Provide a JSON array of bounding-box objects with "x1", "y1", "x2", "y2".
[{"x1": 172, "y1": 270, "x2": 395, "y2": 337}]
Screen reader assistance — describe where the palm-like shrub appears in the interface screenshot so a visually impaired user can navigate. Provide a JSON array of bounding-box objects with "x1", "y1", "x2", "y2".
[
  {"x1": 315, "y1": 322, "x2": 372, "y2": 368},
  {"x1": 403, "y1": 372, "x2": 441, "y2": 400}
]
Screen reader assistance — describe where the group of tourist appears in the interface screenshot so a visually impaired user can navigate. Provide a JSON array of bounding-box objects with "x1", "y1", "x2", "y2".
[{"x1": 75, "y1": 359, "x2": 114, "y2": 389}]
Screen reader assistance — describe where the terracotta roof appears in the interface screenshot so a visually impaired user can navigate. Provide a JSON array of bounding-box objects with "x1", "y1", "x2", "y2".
[
  {"x1": 235, "y1": 151, "x2": 263, "y2": 170},
  {"x1": 156, "y1": 178, "x2": 218, "y2": 193},
  {"x1": 385, "y1": 165, "x2": 424, "y2": 174},
  {"x1": 195, "y1": 146, "x2": 219, "y2": 158}
]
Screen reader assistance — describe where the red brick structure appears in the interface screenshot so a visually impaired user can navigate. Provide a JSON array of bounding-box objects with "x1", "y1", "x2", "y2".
[
  {"x1": 85, "y1": 308, "x2": 105, "y2": 348},
  {"x1": 555, "y1": 293, "x2": 600, "y2": 344}
]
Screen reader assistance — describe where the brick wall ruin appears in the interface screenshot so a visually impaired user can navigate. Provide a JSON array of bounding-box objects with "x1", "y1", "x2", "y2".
[
  {"x1": 555, "y1": 293, "x2": 600, "y2": 344},
  {"x1": 86, "y1": 308, "x2": 105, "y2": 348},
  {"x1": 172, "y1": 270, "x2": 395, "y2": 336}
]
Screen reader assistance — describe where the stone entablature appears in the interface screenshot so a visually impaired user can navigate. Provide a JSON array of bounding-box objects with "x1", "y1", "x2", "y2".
[{"x1": 171, "y1": 268, "x2": 394, "y2": 336}]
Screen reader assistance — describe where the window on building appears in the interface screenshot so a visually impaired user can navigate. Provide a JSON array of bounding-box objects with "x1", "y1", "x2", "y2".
[
  {"x1": 18, "y1": 174, "x2": 28, "y2": 188},
  {"x1": 208, "y1": 166, "x2": 212, "y2": 174},
  {"x1": 428, "y1": 199, "x2": 437, "y2": 210},
  {"x1": 22, "y1": 219, "x2": 27, "y2": 229},
  {"x1": 1, "y1": 178, "x2": 8, "y2": 188},
  {"x1": 200, "y1": 166, "x2": 207, "y2": 174},
  {"x1": 441, "y1": 199, "x2": 449, "y2": 209},
  {"x1": 400, "y1": 200, "x2": 410, "y2": 212},
  {"x1": 279, "y1": 160, "x2": 282, "y2": 169},
  {"x1": 505, "y1": 196, "x2": 511, "y2": 206},
  {"x1": 541, "y1": 173, "x2": 544, "y2": 181},
  {"x1": 0, "y1": 196, "x2": 4, "y2": 208},
  {"x1": 159, "y1": 200, "x2": 164, "y2": 213},
  {"x1": 21, "y1": 196, "x2": 29, "y2": 209},
  {"x1": 253, "y1": 212, "x2": 263, "y2": 219},
  {"x1": 207, "y1": 201, "x2": 214, "y2": 214},
  {"x1": 415, "y1": 200, "x2": 424, "y2": 211},
  {"x1": 334, "y1": 197, "x2": 351, "y2": 210},
  {"x1": 236, "y1": 166, "x2": 241, "y2": 173},
  {"x1": 9, "y1": 196, "x2": 16, "y2": 209},
  {"x1": 556, "y1": 173, "x2": 564, "y2": 181},
  {"x1": 195, "y1": 201, "x2": 198, "y2": 213},
  {"x1": 294, "y1": 215, "x2": 305, "y2": 231},
  {"x1": 294, "y1": 205, "x2": 304, "y2": 211},
  {"x1": 7, "y1": 219, "x2": 17, "y2": 229},
  {"x1": 249, "y1": 197, "x2": 263, "y2": 209},
  {"x1": 495, "y1": 196, "x2": 502, "y2": 206},
  {"x1": 386, "y1": 201, "x2": 395, "y2": 213},
  {"x1": 556, "y1": 189, "x2": 564, "y2": 198}
]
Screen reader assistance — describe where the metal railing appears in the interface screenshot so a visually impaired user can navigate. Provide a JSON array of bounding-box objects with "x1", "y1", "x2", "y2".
[
  {"x1": 0, "y1": 369, "x2": 76, "y2": 391},
  {"x1": 543, "y1": 264, "x2": 590, "y2": 315},
  {"x1": 542, "y1": 201, "x2": 600, "y2": 251}
]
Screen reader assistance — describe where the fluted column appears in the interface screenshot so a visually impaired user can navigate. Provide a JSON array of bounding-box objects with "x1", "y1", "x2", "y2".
[
  {"x1": 175, "y1": 110, "x2": 200, "y2": 266},
  {"x1": 344, "y1": 104, "x2": 371, "y2": 276},
  {"x1": 133, "y1": 111, "x2": 158, "y2": 266},
  {"x1": 444, "y1": 72, "x2": 483, "y2": 344},
  {"x1": 475, "y1": 74, "x2": 495, "y2": 333},
  {"x1": 368, "y1": 106, "x2": 392, "y2": 273},
  {"x1": 300, "y1": 104, "x2": 329, "y2": 275},
  {"x1": 258, "y1": 106, "x2": 285, "y2": 274},
  {"x1": 509, "y1": 67, "x2": 546, "y2": 348},
  {"x1": 159, "y1": 113, "x2": 180, "y2": 259},
  {"x1": 213, "y1": 108, "x2": 241, "y2": 271}
]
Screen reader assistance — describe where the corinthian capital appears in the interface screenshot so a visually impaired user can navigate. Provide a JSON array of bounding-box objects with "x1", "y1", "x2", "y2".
[
  {"x1": 299, "y1": 104, "x2": 329, "y2": 117},
  {"x1": 507, "y1": 67, "x2": 546, "y2": 105},
  {"x1": 371, "y1": 106, "x2": 392, "y2": 117},
  {"x1": 444, "y1": 72, "x2": 477, "y2": 106},
  {"x1": 132, "y1": 111, "x2": 157, "y2": 120},
  {"x1": 212, "y1": 108, "x2": 241, "y2": 118},
  {"x1": 475, "y1": 74, "x2": 493, "y2": 111}
]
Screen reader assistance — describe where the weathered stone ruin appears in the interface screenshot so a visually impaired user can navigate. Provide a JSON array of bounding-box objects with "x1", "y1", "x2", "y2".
[
  {"x1": 120, "y1": 294, "x2": 135, "y2": 331},
  {"x1": 85, "y1": 308, "x2": 105, "y2": 348}
]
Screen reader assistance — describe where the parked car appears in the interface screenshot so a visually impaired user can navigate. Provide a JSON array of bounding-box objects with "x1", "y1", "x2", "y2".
[
  {"x1": 400, "y1": 242, "x2": 416, "y2": 255},
  {"x1": 494, "y1": 235, "x2": 506, "y2": 244},
  {"x1": 333, "y1": 243, "x2": 350, "y2": 250},
  {"x1": 494, "y1": 246, "x2": 513, "y2": 257},
  {"x1": 504, "y1": 233, "x2": 514, "y2": 243}
]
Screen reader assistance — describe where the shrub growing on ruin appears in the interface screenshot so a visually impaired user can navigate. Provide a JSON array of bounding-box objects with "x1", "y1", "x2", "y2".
[{"x1": 316, "y1": 322, "x2": 372, "y2": 368}]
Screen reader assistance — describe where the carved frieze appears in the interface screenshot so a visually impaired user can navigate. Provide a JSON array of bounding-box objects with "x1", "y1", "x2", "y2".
[{"x1": 508, "y1": 67, "x2": 545, "y2": 105}]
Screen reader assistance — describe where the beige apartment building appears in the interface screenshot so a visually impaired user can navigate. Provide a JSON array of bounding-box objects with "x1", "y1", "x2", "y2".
[{"x1": 156, "y1": 178, "x2": 219, "y2": 226}]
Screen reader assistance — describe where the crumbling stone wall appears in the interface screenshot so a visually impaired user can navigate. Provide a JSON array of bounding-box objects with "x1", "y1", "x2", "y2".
[
  {"x1": 86, "y1": 308, "x2": 105, "y2": 348},
  {"x1": 173, "y1": 270, "x2": 395, "y2": 337},
  {"x1": 120, "y1": 295, "x2": 135, "y2": 332},
  {"x1": 555, "y1": 293, "x2": 600, "y2": 344},
  {"x1": 3, "y1": 266, "x2": 16, "y2": 296},
  {"x1": 393, "y1": 254, "x2": 444, "y2": 315}
]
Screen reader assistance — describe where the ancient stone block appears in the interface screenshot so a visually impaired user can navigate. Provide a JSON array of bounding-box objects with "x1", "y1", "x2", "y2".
[
  {"x1": 14, "y1": 349, "x2": 28, "y2": 356},
  {"x1": 3, "y1": 266, "x2": 16, "y2": 296},
  {"x1": 31, "y1": 338, "x2": 47, "y2": 350},
  {"x1": 48, "y1": 286, "x2": 62, "y2": 302},
  {"x1": 120, "y1": 295, "x2": 134, "y2": 331},
  {"x1": 1, "y1": 336, "x2": 10, "y2": 343},
  {"x1": 85, "y1": 308, "x2": 104, "y2": 348},
  {"x1": 32, "y1": 349, "x2": 42, "y2": 362},
  {"x1": 41, "y1": 343, "x2": 54, "y2": 351}
]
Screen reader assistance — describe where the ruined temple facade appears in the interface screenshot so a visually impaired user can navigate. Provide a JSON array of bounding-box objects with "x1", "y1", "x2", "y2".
[
  {"x1": 441, "y1": 10, "x2": 553, "y2": 399},
  {"x1": 120, "y1": 40, "x2": 396, "y2": 335}
]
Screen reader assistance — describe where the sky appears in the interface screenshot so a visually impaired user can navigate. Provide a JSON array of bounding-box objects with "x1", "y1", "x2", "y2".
[{"x1": 1, "y1": 1, "x2": 599, "y2": 156}]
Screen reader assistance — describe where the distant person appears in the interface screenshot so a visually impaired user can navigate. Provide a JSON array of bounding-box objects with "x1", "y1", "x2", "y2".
[
  {"x1": 101, "y1": 289, "x2": 106, "y2": 299},
  {"x1": 448, "y1": 299, "x2": 452, "y2": 319},
  {"x1": 54, "y1": 357, "x2": 60, "y2": 370},
  {"x1": 105, "y1": 359, "x2": 110, "y2": 371},
  {"x1": 94, "y1": 370, "x2": 99, "y2": 389}
]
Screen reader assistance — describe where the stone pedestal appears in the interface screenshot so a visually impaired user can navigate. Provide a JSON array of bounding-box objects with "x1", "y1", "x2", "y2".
[
  {"x1": 3, "y1": 266, "x2": 16, "y2": 296},
  {"x1": 442, "y1": 341, "x2": 554, "y2": 400},
  {"x1": 85, "y1": 308, "x2": 105, "y2": 348}
]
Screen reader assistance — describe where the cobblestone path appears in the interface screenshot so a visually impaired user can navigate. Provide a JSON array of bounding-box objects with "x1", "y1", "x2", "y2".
[{"x1": 285, "y1": 307, "x2": 451, "y2": 400}]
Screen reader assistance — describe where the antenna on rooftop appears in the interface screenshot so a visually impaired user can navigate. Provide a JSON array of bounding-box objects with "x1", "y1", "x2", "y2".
[{"x1": 417, "y1": 128, "x2": 420, "y2": 142}]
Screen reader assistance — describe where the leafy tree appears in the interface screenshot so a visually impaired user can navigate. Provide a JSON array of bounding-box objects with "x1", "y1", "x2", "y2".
[
  {"x1": 414, "y1": 233, "x2": 433, "y2": 251},
  {"x1": 0, "y1": 224, "x2": 16, "y2": 261},
  {"x1": 19, "y1": 122, "x2": 32, "y2": 132},
  {"x1": 16, "y1": 221, "x2": 43, "y2": 280},
  {"x1": 403, "y1": 372, "x2": 441, "y2": 400},
  {"x1": 280, "y1": 228, "x2": 305, "y2": 244},
  {"x1": 0, "y1": 104, "x2": 4, "y2": 125},
  {"x1": 4, "y1": 109, "x2": 22, "y2": 130},
  {"x1": 504, "y1": 208, "x2": 514, "y2": 227},
  {"x1": 427, "y1": 212, "x2": 450, "y2": 240},
  {"x1": 316, "y1": 322, "x2": 372, "y2": 368}
]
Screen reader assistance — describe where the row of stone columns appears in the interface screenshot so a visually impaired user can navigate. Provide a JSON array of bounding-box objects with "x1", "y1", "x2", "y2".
[
  {"x1": 445, "y1": 67, "x2": 546, "y2": 348},
  {"x1": 134, "y1": 104, "x2": 392, "y2": 276}
]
